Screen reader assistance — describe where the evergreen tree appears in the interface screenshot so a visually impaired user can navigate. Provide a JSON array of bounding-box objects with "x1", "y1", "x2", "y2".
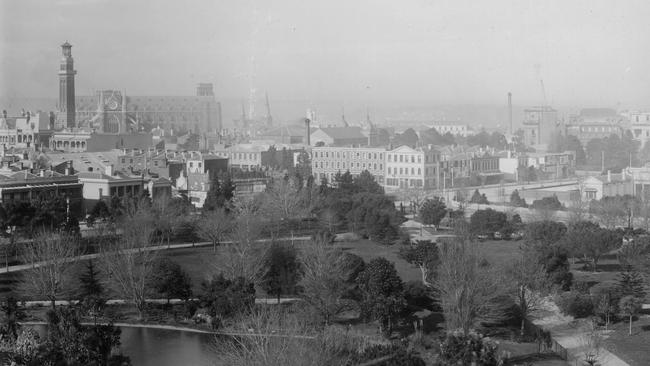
[
  {"x1": 259, "y1": 243, "x2": 302, "y2": 303},
  {"x1": 618, "y1": 270, "x2": 646, "y2": 299}
]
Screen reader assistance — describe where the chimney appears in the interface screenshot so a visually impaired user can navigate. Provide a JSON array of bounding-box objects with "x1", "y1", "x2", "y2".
[
  {"x1": 304, "y1": 118, "x2": 311, "y2": 146},
  {"x1": 607, "y1": 170, "x2": 611, "y2": 183},
  {"x1": 508, "y1": 92, "x2": 513, "y2": 135},
  {"x1": 105, "y1": 164, "x2": 113, "y2": 176},
  {"x1": 39, "y1": 169, "x2": 45, "y2": 177}
]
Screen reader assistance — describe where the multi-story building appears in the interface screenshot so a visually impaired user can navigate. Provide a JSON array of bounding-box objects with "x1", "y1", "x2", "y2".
[
  {"x1": 384, "y1": 145, "x2": 440, "y2": 189},
  {"x1": 311, "y1": 146, "x2": 386, "y2": 184},
  {"x1": 565, "y1": 108, "x2": 626, "y2": 146},
  {"x1": 0, "y1": 167, "x2": 83, "y2": 217},
  {"x1": 625, "y1": 110, "x2": 650, "y2": 148},
  {"x1": 0, "y1": 110, "x2": 55, "y2": 150},
  {"x1": 429, "y1": 123, "x2": 472, "y2": 137},
  {"x1": 521, "y1": 106, "x2": 560, "y2": 147},
  {"x1": 213, "y1": 144, "x2": 302, "y2": 171}
]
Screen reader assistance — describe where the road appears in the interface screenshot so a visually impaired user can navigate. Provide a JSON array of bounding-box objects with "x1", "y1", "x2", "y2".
[{"x1": 1, "y1": 235, "x2": 312, "y2": 274}]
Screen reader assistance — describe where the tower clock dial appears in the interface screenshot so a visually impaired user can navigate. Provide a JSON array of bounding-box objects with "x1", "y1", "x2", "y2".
[{"x1": 107, "y1": 99, "x2": 119, "y2": 110}]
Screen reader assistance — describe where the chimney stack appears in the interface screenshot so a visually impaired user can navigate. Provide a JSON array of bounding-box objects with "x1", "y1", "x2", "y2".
[
  {"x1": 508, "y1": 92, "x2": 512, "y2": 135},
  {"x1": 607, "y1": 170, "x2": 611, "y2": 183},
  {"x1": 105, "y1": 164, "x2": 113, "y2": 176},
  {"x1": 304, "y1": 118, "x2": 311, "y2": 146}
]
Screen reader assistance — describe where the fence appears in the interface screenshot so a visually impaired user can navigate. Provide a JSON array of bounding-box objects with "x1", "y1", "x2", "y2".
[{"x1": 521, "y1": 317, "x2": 569, "y2": 361}]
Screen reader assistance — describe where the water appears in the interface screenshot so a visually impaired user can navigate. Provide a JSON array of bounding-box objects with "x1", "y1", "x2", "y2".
[{"x1": 29, "y1": 324, "x2": 222, "y2": 366}]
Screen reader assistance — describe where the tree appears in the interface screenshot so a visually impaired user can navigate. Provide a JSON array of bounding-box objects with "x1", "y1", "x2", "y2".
[
  {"x1": 565, "y1": 222, "x2": 620, "y2": 271},
  {"x1": 353, "y1": 170, "x2": 384, "y2": 194},
  {"x1": 504, "y1": 254, "x2": 551, "y2": 335},
  {"x1": 299, "y1": 234, "x2": 352, "y2": 325},
  {"x1": 510, "y1": 190, "x2": 528, "y2": 207},
  {"x1": 436, "y1": 236, "x2": 508, "y2": 335},
  {"x1": 78, "y1": 260, "x2": 106, "y2": 318},
  {"x1": 399, "y1": 240, "x2": 439, "y2": 288},
  {"x1": 259, "y1": 242, "x2": 302, "y2": 303},
  {"x1": 199, "y1": 273, "x2": 255, "y2": 324},
  {"x1": 469, "y1": 189, "x2": 488, "y2": 204},
  {"x1": 531, "y1": 195, "x2": 563, "y2": 211},
  {"x1": 203, "y1": 173, "x2": 235, "y2": 212},
  {"x1": 195, "y1": 208, "x2": 231, "y2": 252},
  {"x1": 619, "y1": 295, "x2": 642, "y2": 335},
  {"x1": 151, "y1": 258, "x2": 192, "y2": 303},
  {"x1": 469, "y1": 209, "x2": 507, "y2": 235},
  {"x1": 418, "y1": 197, "x2": 447, "y2": 228},
  {"x1": 435, "y1": 331, "x2": 503, "y2": 366},
  {"x1": 217, "y1": 198, "x2": 267, "y2": 284},
  {"x1": 19, "y1": 231, "x2": 79, "y2": 310},
  {"x1": 357, "y1": 258, "x2": 406, "y2": 335},
  {"x1": 524, "y1": 221, "x2": 572, "y2": 290},
  {"x1": 99, "y1": 209, "x2": 159, "y2": 320},
  {"x1": 152, "y1": 195, "x2": 191, "y2": 247},
  {"x1": 392, "y1": 128, "x2": 418, "y2": 148},
  {"x1": 617, "y1": 270, "x2": 645, "y2": 299}
]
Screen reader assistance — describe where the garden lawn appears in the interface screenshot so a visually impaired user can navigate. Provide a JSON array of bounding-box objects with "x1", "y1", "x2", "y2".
[{"x1": 602, "y1": 315, "x2": 650, "y2": 366}]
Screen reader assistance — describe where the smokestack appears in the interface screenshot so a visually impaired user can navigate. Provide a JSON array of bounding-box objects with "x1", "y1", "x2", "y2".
[
  {"x1": 607, "y1": 170, "x2": 611, "y2": 183},
  {"x1": 304, "y1": 118, "x2": 311, "y2": 146},
  {"x1": 508, "y1": 92, "x2": 512, "y2": 135}
]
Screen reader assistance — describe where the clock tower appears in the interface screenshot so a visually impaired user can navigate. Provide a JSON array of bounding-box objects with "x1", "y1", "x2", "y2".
[{"x1": 57, "y1": 41, "x2": 76, "y2": 129}]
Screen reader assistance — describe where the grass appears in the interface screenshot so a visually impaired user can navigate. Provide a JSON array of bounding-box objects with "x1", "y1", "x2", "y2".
[{"x1": 602, "y1": 315, "x2": 650, "y2": 366}]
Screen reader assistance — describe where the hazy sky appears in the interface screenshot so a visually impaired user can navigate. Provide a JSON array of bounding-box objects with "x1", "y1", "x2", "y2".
[{"x1": 2, "y1": 0, "x2": 650, "y2": 111}]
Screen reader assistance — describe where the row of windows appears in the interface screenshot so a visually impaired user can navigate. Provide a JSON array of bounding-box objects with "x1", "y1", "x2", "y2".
[
  {"x1": 385, "y1": 178, "x2": 424, "y2": 187},
  {"x1": 317, "y1": 172, "x2": 384, "y2": 184},
  {"x1": 388, "y1": 154, "x2": 421, "y2": 163},
  {"x1": 388, "y1": 167, "x2": 421, "y2": 176},
  {"x1": 314, "y1": 161, "x2": 383, "y2": 171},
  {"x1": 313, "y1": 151, "x2": 384, "y2": 160}
]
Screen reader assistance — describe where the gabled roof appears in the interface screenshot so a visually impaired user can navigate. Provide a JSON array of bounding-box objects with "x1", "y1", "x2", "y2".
[
  {"x1": 316, "y1": 127, "x2": 366, "y2": 140},
  {"x1": 389, "y1": 145, "x2": 420, "y2": 153}
]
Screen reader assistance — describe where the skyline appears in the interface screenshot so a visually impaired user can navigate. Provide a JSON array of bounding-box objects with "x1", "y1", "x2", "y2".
[{"x1": 2, "y1": 0, "x2": 650, "y2": 122}]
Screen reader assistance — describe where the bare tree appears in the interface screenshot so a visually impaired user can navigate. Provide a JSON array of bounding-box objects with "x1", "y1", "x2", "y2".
[
  {"x1": 578, "y1": 326, "x2": 604, "y2": 366},
  {"x1": 196, "y1": 208, "x2": 232, "y2": 252},
  {"x1": 503, "y1": 254, "x2": 551, "y2": 336},
  {"x1": 215, "y1": 197, "x2": 267, "y2": 284},
  {"x1": 99, "y1": 210, "x2": 159, "y2": 320},
  {"x1": 299, "y1": 235, "x2": 351, "y2": 325},
  {"x1": 215, "y1": 305, "x2": 360, "y2": 366},
  {"x1": 262, "y1": 178, "x2": 305, "y2": 239},
  {"x1": 436, "y1": 235, "x2": 508, "y2": 335},
  {"x1": 19, "y1": 231, "x2": 80, "y2": 310}
]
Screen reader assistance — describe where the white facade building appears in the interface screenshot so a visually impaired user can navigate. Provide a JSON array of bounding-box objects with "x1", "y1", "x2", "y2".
[
  {"x1": 384, "y1": 145, "x2": 440, "y2": 189},
  {"x1": 311, "y1": 146, "x2": 386, "y2": 184}
]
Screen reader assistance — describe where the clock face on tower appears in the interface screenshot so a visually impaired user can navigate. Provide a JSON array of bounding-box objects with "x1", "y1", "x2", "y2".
[{"x1": 108, "y1": 99, "x2": 119, "y2": 110}]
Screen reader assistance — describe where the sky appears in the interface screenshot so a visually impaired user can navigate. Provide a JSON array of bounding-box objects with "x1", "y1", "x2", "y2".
[{"x1": 1, "y1": 0, "x2": 650, "y2": 123}]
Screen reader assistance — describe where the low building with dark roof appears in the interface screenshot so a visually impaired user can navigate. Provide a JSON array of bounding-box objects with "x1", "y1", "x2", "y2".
[{"x1": 310, "y1": 127, "x2": 368, "y2": 147}]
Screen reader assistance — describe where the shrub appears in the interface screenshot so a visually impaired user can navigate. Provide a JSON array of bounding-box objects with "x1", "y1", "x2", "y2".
[
  {"x1": 434, "y1": 330, "x2": 503, "y2": 366},
  {"x1": 404, "y1": 281, "x2": 434, "y2": 310},
  {"x1": 556, "y1": 291, "x2": 594, "y2": 318}
]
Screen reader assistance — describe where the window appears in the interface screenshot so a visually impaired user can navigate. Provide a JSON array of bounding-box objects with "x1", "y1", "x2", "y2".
[
  {"x1": 399, "y1": 155, "x2": 403, "y2": 162},
  {"x1": 411, "y1": 156, "x2": 415, "y2": 163},
  {"x1": 399, "y1": 168, "x2": 403, "y2": 174},
  {"x1": 388, "y1": 154, "x2": 392, "y2": 162},
  {"x1": 121, "y1": 158, "x2": 125, "y2": 163},
  {"x1": 418, "y1": 155, "x2": 421, "y2": 163},
  {"x1": 418, "y1": 168, "x2": 421, "y2": 175},
  {"x1": 189, "y1": 162, "x2": 193, "y2": 167},
  {"x1": 379, "y1": 164, "x2": 382, "y2": 170},
  {"x1": 411, "y1": 168, "x2": 414, "y2": 175},
  {"x1": 374, "y1": 163, "x2": 377, "y2": 170},
  {"x1": 130, "y1": 159, "x2": 133, "y2": 163},
  {"x1": 388, "y1": 167, "x2": 391, "y2": 174}
]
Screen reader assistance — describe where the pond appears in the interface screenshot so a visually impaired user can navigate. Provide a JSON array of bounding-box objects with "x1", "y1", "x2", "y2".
[{"x1": 30, "y1": 324, "x2": 222, "y2": 366}]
